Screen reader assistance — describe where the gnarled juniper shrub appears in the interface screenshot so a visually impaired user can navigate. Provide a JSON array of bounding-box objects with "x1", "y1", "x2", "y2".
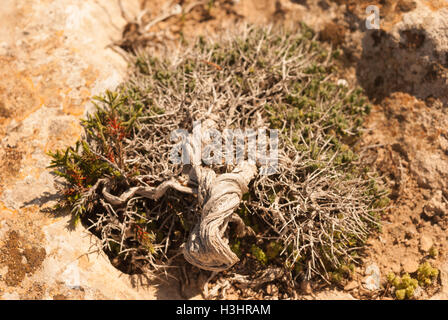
[{"x1": 49, "y1": 25, "x2": 388, "y2": 284}]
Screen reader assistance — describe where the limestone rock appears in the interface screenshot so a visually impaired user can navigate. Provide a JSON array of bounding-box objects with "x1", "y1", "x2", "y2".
[
  {"x1": 0, "y1": 0, "x2": 178, "y2": 300},
  {"x1": 419, "y1": 234, "x2": 433, "y2": 252},
  {"x1": 357, "y1": 2, "x2": 448, "y2": 105},
  {"x1": 401, "y1": 257, "x2": 419, "y2": 274},
  {"x1": 423, "y1": 190, "x2": 446, "y2": 218}
]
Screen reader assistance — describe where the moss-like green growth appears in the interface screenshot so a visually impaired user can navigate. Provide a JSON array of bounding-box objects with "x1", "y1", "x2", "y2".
[
  {"x1": 231, "y1": 240, "x2": 242, "y2": 258},
  {"x1": 388, "y1": 262, "x2": 439, "y2": 300},
  {"x1": 429, "y1": 246, "x2": 439, "y2": 259},
  {"x1": 329, "y1": 264, "x2": 355, "y2": 286},
  {"x1": 251, "y1": 245, "x2": 268, "y2": 265},
  {"x1": 266, "y1": 241, "x2": 283, "y2": 261},
  {"x1": 387, "y1": 272, "x2": 418, "y2": 300},
  {"x1": 417, "y1": 262, "x2": 439, "y2": 286}
]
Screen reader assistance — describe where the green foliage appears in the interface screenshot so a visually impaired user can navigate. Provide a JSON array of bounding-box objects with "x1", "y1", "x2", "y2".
[
  {"x1": 266, "y1": 241, "x2": 283, "y2": 260},
  {"x1": 429, "y1": 246, "x2": 439, "y2": 258},
  {"x1": 388, "y1": 273, "x2": 418, "y2": 300},
  {"x1": 329, "y1": 264, "x2": 354, "y2": 286},
  {"x1": 387, "y1": 272, "x2": 418, "y2": 300},
  {"x1": 267, "y1": 72, "x2": 371, "y2": 170},
  {"x1": 48, "y1": 90, "x2": 144, "y2": 223},
  {"x1": 231, "y1": 240, "x2": 242, "y2": 258},
  {"x1": 387, "y1": 262, "x2": 439, "y2": 300},
  {"x1": 417, "y1": 262, "x2": 439, "y2": 286},
  {"x1": 251, "y1": 245, "x2": 268, "y2": 265},
  {"x1": 394, "y1": 289, "x2": 406, "y2": 300}
]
